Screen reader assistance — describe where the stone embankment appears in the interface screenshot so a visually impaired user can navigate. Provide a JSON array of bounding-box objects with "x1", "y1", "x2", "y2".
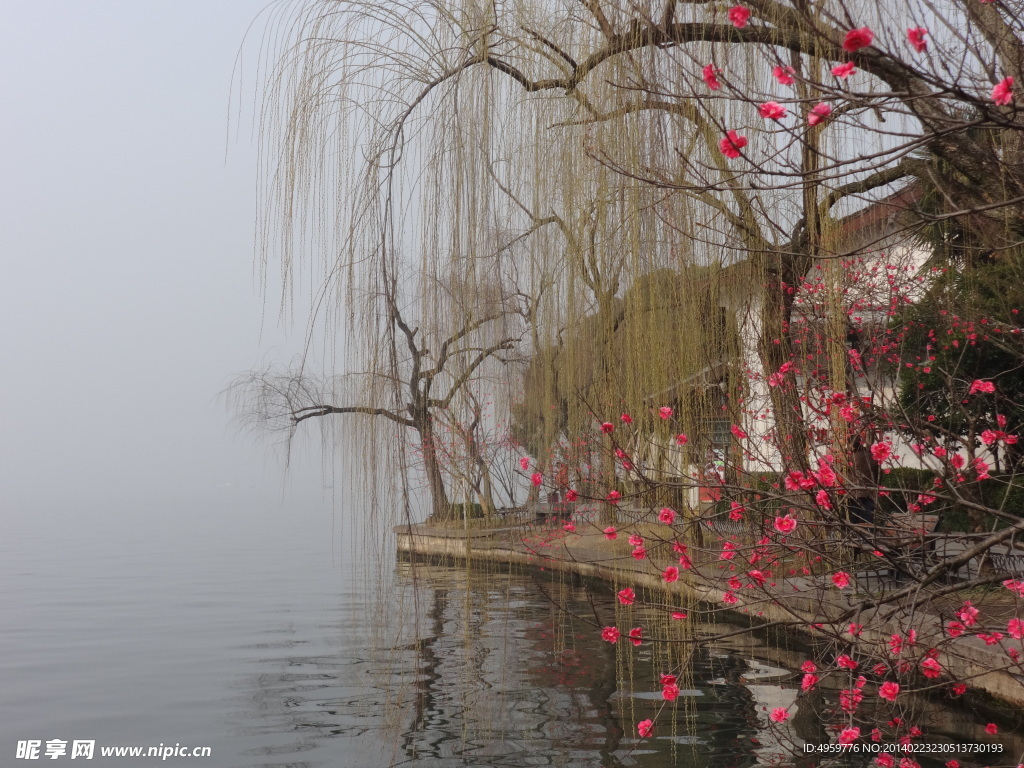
[{"x1": 396, "y1": 520, "x2": 1024, "y2": 709}]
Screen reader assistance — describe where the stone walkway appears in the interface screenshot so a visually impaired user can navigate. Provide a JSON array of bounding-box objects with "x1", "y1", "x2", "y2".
[{"x1": 395, "y1": 519, "x2": 1024, "y2": 709}]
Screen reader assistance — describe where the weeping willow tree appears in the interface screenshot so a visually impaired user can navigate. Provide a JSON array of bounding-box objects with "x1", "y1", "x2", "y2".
[
  {"x1": 230, "y1": 0, "x2": 1024, "y2": 588},
  {"x1": 239, "y1": 0, "x2": 1024, "y2": 523},
  {"x1": 233, "y1": 0, "x2": 1024, "y2": 754},
  {"x1": 511, "y1": 263, "x2": 744, "y2": 498}
]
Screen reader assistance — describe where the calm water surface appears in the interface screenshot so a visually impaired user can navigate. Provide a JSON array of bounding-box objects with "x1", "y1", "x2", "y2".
[{"x1": 0, "y1": 498, "x2": 1008, "y2": 767}]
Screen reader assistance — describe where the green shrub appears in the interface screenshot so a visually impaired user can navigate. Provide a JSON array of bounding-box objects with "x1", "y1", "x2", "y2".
[{"x1": 879, "y1": 468, "x2": 1024, "y2": 532}]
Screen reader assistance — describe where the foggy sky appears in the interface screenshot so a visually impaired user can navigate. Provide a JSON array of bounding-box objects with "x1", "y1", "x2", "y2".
[{"x1": 0, "y1": 2, "x2": 327, "y2": 512}]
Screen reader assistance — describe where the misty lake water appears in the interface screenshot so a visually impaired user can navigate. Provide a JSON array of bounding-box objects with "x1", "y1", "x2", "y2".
[{"x1": 0, "y1": 497, "x2": 1011, "y2": 767}]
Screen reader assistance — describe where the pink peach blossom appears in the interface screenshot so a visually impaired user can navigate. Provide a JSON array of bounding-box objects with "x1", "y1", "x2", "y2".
[
  {"x1": 728, "y1": 5, "x2": 751, "y2": 27},
  {"x1": 839, "y1": 726, "x2": 861, "y2": 744},
  {"x1": 879, "y1": 681, "x2": 900, "y2": 702},
  {"x1": 842, "y1": 27, "x2": 874, "y2": 52},
  {"x1": 974, "y1": 457, "x2": 991, "y2": 480},
  {"x1": 719, "y1": 130, "x2": 748, "y2": 158},
  {"x1": 969, "y1": 379, "x2": 996, "y2": 394},
  {"x1": 837, "y1": 653, "x2": 858, "y2": 669},
  {"x1": 993, "y1": 77, "x2": 1014, "y2": 106},
  {"x1": 907, "y1": 27, "x2": 927, "y2": 52},
  {"x1": 839, "y1": 688, "x2": 863, "y2": 712},
  {"x1": 980, "y1": 429, "x2": 1015, "y2": 445},
  {"x1": 890, "y1": 634, "x2": 905, "y2": 654},
  {"x1": 772, "y1": 65, "x2": 795, "y2": 85},
  {"x1": 807, "y1": 102, "x2": 832, "y2": 126},
  {"x1": 1005, "y1": 579, "x2": 1024, "y2": 597},
  {"x1": 832, "y1": 61, "x2": 856, "y2": 78},
  {"x1": 702, "y1": 64, "x2": 722, "y2": 91},
  {"x1": 958, "y1": 601, "x2": 979, "y2": 626},
  {"x1": 774, "y1": 515, "x2": 797, "y2": 534}
]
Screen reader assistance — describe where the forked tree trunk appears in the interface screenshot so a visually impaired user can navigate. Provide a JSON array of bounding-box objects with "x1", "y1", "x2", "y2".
[{"x1": 419, "y1": 417, "x2": 450, "y2": 520}]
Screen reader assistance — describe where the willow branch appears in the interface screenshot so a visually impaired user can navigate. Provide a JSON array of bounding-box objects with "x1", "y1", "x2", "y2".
[{"x1": 291, "y1": 404, "x2": 415, "y2": 427}]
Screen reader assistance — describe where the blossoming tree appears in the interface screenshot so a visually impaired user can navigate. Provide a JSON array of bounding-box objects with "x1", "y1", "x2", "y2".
[{"x1": 244, "y1": 0, "x2": 1024, "y2": 758}]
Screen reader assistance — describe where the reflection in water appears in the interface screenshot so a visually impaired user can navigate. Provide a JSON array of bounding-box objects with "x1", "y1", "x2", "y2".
[
  {"x1": 5, "y1": 498, "x2": 1015, "y2": 768},
  {"x1": 227, "y1": 555, "x2": 1023, "y2": 767},
  {"x1": 228, "y1": 557, "x2": 791, "y2": 767},
  {"x1": 218, "y1": 560, "x2": 834, "y2": 766}
]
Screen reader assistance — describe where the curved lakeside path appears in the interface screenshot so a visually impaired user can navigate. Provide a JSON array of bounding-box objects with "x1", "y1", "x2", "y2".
[{"x1": 396, "y1": 520, "x2": 1024, "y2": 710}]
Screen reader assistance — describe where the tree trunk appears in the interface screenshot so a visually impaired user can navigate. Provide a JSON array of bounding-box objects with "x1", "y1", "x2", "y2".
[
  {"x1": 476, "y1": 457, "x2": 497, "y2": 518},
  {"x1": 420, "y1": 417, "x2": 450, "y2": 520},
  {"x1": 759, "y1": 278, "x2": 811, "y2": 470},
  {"x1": 464, "y1": 429, "x2": 497, "y2": 518}
]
